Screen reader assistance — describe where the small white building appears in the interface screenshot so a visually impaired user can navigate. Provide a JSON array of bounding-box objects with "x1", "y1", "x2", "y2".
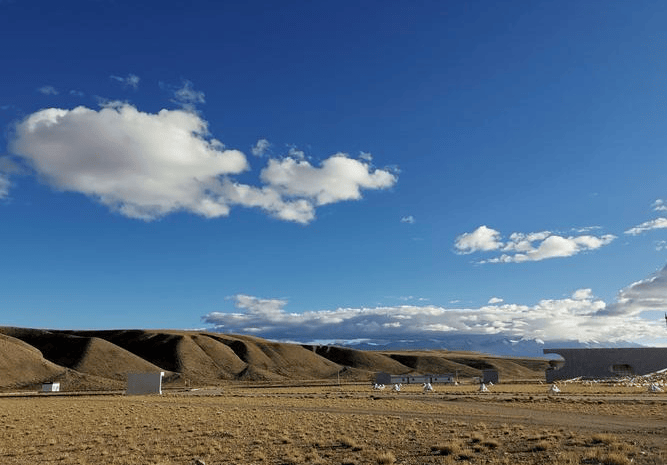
[
  {"x1": 126, "y1": 372, "x2": 164, "y2": 395},
  {"x1": 42, "y1": 382, "x2": 60, "y2": 392}
]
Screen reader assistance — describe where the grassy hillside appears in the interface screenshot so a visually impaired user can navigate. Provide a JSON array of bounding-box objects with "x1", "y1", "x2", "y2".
[{"x1": 0, "y1": 327, "x2": 549, "y2": 391}]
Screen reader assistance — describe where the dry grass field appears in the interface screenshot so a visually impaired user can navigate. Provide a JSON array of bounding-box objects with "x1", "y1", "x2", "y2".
[
  {"x1": 1, "y1": 382, "x2": 665, "y2": 465},
  {"x1": 1, "y1": 327, "x2": 665, "y2": 464}
]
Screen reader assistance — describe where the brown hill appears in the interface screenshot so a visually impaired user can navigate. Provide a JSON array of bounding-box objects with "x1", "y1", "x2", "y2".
[
  {"x1": 386, "y1": 353, "x2": 481, "y2": 377},
  {"x1": 74, "y1": 337, "x2": 170, "y2": 381},
  {"x1": 0, "y1": 333, "x2": 65, "y2": 389},
  {"x1": 0, "y1": 327, "x2": 549, "y2": 391},
  {"x1": 213, "y1": 334, "x2": 342, "y2": 379},
  {"x1": 309, "y1": 345, "x2": 410, "y2": 373}
]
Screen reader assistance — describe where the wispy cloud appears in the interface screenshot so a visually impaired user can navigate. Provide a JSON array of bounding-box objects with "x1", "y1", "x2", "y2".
[
  {"x1": 8, "y1": 103, "x2": 397, "y2": 223},
  {"x1": 454, "y1": 226, "x2": 615, "y2": 263},
  {"x1": 488, "y1": 297, "x2": 503, "y2": 304},
  {"x1": 37, "y1": 85, "x2": 58, "y2": 95},
  {"x1": 624, "y1": 200, "x2": 667, "y2": 235},
  {"x1": 251, "y1": 138, "x2": 270, "y2": 157},
  {"x1": 625, "y1": 217, "x2": 667, "y2": 236},
  {"x1": 110, "y1": 74, "x2": 140, "y2": 89},
  {"x1": 0, "y1": 174, "x2": 9, "y2": 199},
  {"x1": 400, "y1": 215, "x2": 415, "y2": 224},
  {"x1": 359, "y1": 152, "x2": 373, "y2": 162},
  {"x1": 172, "y1": 80, "x2": 205, "y2": 110},
  {"x1": 202, "y1": 267, "x2": 667, "y2": 344}
]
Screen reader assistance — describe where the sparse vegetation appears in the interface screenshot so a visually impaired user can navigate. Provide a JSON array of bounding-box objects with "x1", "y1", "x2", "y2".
[
  {"x1": 0, "y1": 328, "x2": 663, "y2": 465},
  {"x1": 375, "y1": 450, "x2": 396, "y2": 464},
  {"x1": 431, "y1": 441, "x2": 463, "y2": 456},
  {"x1": 0, "y1": 389, "x2": 654, "y2": 465}
]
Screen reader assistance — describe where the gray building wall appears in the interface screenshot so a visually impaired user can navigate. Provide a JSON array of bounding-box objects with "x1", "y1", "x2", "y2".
[
  {"x1": 375, "y1": 372, "x2": 455, "y2": 384},
  {"x1": 544, "y1": 348, "x2": 667, "y2": 382},
  {"x1": 482, "y1": 369, "x2": 499, "y2": 384}
]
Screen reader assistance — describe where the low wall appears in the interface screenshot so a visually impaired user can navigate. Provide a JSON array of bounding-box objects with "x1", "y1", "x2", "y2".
[
  {"x1": 544, "y1": 348, "x2": 667, "y2": 382},
  {"x1": 127, "y1": 372, "x2": 164, "y2": 395}
]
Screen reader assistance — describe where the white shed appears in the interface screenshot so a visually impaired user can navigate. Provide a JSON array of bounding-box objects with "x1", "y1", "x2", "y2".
[
  {"x1": 42, "y1": 382, "x2": 60, "y2": 392},
  {"x1": 127, "y1": 372, "x2": 164, "y2": 395}
]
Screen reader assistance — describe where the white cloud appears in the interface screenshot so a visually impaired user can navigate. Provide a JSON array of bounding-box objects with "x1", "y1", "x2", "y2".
[
  {"x1": 8, "y1": 103, "x2": 397, "y2": 223},
  {"x1": 251, "y1": 139, "x2": 270, "y2": 157},
  {"x1": 601, "y1": 264, "x2": 667, "y2": 317},
  {"x1": 456, "y1": 226, "x2": 615, "y2": 263},
  {"x1": 203, "y1": 268, "x2": 667, "y2": 344},
  {"x1": 625, "y1": 217, "x2": 667, "y2": 235},
  {"x1": 10, "y1": 103, "x2": 246, "y2": 220},
  {"x1": 219, "y1": 179, "x2": 316, "y2": 224},
  {"x1": 454, "y1": 226, "x2": 503, "y2": 254},
  {"x1": 656, "y1": 241, "x2": 667, "y2": 251},
  {"x1": 488, "y1": 297, "x2": 503, "y2": 304},
  {"x1": 653, "y1": 199, "x2": 667, "y2": 212},
  {"x1": 37, "y1": 86, "x2": 58, "y2": 95},
  {"x1": 400, "y1": 215, "x2": 415, "y2": 224},
  {"x1": 572, "y1": 288, "x2": 593, "y2": 300},
  {"x1": 260, "y1": 155, "x2": 397, "y2": 206},
  {"x1": 287, "y1": 146, "x2": 306, "y2": 160},
  {"x1": 110, "y1": 74, "x2": 140, "y2": 89}
]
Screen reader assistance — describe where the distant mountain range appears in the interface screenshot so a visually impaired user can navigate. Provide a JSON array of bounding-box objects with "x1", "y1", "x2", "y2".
[{"x1": 334, "y1": 334, "x2": 645, "y2": 358}]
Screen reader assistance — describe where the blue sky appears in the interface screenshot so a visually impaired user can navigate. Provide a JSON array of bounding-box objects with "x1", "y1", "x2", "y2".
[{"x1": 2, "y1": 0, "x2": 667, "y2": 346}]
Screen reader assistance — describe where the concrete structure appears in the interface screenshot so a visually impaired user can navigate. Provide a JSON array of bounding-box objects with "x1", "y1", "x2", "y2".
[
  {"x1": 42, "y1": 382, "x2": 60, "y2": 392},
  {"x1": 544, "y1": 348, "x2": 667, "y2": 382},
  {"x1": 375, "y1": 372, "x2": 455, "y2": 385},
  {"x1": 126, "y1": 372, "x2": 164, "y2": 395},
  {"x1": 482, "y1": 369, "x2": 499, "y2": 384}
]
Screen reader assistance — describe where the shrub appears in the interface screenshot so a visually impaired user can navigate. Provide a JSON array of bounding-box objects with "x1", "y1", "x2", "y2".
[
  {"x1": 375, "y1": 451, "x2": 396, "y2": 465},
  {"x1": 431, "y1": 441, "x2": 462, "y2": 456},
  {"x1": 531, "y1": 440, "x2": 550, "y2": 452},
  {"x1": 590, "y1": 433, "x2": 617, "y2": 445}
]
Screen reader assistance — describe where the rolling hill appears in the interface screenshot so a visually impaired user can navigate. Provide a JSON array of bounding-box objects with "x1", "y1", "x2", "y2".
[{"x1": 0, "y1": 327, "x2": 550, "y2": 391}]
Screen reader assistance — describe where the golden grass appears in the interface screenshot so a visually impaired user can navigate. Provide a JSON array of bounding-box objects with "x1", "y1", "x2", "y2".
[{"x1": 0, "y1": 384, "x2": 661, "y2": 465}]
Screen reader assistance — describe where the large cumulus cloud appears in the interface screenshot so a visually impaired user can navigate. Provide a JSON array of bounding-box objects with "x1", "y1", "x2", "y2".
[{"x1": 8, "y1": 103, "x2": 397, "y2": 223}]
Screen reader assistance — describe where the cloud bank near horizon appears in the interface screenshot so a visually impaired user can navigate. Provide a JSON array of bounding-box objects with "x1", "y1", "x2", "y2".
[
  {"x1": 202, "y1": 265, "x2": 667, "y2": 345},
  {"x1": 7, "y1": 103, "x2": 397, "y2": 223}
]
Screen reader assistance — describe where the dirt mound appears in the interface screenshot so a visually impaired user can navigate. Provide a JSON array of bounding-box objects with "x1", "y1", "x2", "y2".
[{"x1": 0, "y1": 333, "x2": 65, "y2": 388}]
